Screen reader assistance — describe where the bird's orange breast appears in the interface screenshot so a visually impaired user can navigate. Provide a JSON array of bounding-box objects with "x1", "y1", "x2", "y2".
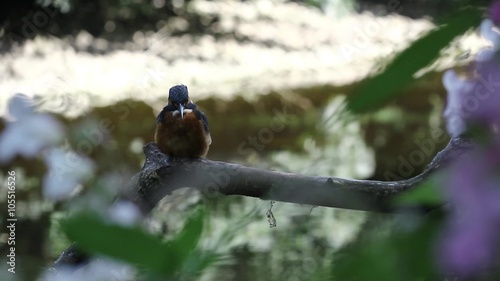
[{"x1": 155, "y1": 111, "x2": 210, "y2": 158}]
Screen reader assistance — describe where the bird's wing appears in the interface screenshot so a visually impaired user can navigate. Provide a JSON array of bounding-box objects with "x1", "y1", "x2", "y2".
[
  {"x1": 196, "y1": 109, "x2": 210, "y2": 133},
  {"x1": 156, "y1": 108, "x2": 165, "y2": 123}
]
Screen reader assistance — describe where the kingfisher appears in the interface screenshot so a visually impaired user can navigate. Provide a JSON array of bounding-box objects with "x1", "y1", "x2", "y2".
[{"x1": 155, "y1": 85, "x2": 211, "y2": 158}]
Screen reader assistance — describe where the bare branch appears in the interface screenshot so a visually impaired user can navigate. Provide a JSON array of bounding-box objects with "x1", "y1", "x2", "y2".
[{"x1": 125, "y1": 136, "x2": 474, "y2": 214}]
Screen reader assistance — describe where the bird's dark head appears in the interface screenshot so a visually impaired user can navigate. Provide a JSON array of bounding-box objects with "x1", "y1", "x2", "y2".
[
  {"x1": 168, "y1": 84, "x2": 190, "y2": 118},
  {"x1": 168, "y1": 84, "x2": 189, "y2": 105}
]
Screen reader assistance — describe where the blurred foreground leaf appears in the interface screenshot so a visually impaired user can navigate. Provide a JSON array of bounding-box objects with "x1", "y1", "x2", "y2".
[
  {"x1": 169, "y1": 207, "x2": 206, "y2": 271},
  {"x1": 62, "y1": 207, "x2": 207, "y2": 277},
  {"x1": 333, "y1": 212, "x2": 444, "y2": 280},
  {"x1": 394, "y1": 181, "x2": 443, "y2": 206},
  {"x1": 347, "y1": 7, "x2": 483, "y2": 113}
]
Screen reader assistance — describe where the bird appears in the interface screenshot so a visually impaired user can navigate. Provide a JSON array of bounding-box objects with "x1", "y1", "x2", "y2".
[{"x1": 154, "y1": 84, "x2": 211, "y2": 158}]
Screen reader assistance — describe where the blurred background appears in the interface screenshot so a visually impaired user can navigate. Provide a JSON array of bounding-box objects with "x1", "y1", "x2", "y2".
[{"x1": 0, "y1": 0, "x2": 492, "y2": 280}]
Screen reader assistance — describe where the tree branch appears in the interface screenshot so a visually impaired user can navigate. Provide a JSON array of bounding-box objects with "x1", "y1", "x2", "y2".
[
  {"x1": 123, "y1": 136, "x2": 473, "y2": 215},
  {"x1": 54, "y1": 136, "x2": 474, "y2": 267}
]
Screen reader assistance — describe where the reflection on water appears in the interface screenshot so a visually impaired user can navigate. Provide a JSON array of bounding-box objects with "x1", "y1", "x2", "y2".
[
  {"x1": 271, "y1": 96, "x2": 374, "y2": 178},
  {"x1": 34, "y1": 89, "x2": 92, "y2": 118}
]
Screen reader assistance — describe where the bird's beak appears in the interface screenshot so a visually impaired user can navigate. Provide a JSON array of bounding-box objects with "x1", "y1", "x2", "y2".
[{"x1": 179, "y1": 104, "x2": 184, "y2": 119}]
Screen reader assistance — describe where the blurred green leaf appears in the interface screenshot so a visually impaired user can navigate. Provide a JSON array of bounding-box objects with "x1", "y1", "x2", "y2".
[
  {"x1": 332, "y1": 212, "x2": 443, "y2": 281},
  {"x1": 391, "y1": 212, "x2": 443, "y2": 279},
  {"x1": 170, "y1": 206, "x2": 206, "y2": 267},
  {"x1": 333, "y1": 231, "x2": 397, "y2": 281},
  {"x1": 347, "y1": 7, "x2": 483, "y2": 113},
  {"x1": 62, "y1": 207, "x2": 207, "y2": 277},
  {"x1": 62, "y1": 213, "x2": 174, "y2": 275},
  {"x1": 394, "y1": 181, "x2": 443, "y2": 205}
]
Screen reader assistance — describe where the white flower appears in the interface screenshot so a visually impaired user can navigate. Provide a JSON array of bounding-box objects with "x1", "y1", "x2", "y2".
[
  {"x1": 480, "y1": 19, "x2": 500, "y2": 48},
  {"x1": 40, "y1": 258, "x2": 135, "y2": 281},
  {"x1": 442, "y1": 70, "x2": 477, "y2": 137},
  {"x1": 43, "y1": 148, "x2": 94, "y2": 201},
  {"x1": 108, "y1": 201, "x2": 141, "y2": 226},
  {"x1": 0, "y1": 94, "x2": 64, "y2": 162}
]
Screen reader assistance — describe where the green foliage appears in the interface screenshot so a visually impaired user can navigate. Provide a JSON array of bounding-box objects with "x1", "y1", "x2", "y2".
[
  {"x1": 347, "y1": 7, "x2": 484, "y2": 113},
  {"x1": 332, "y1": 212, "x2": 444, "y2": 281},
  {"x1": 394, "y1": 180, "x2": 444, "y2": 206},
  {"x1": 168, "y1": 207, "x2": 206, "y2": 267},
  {"x1": 62, "y1": 206, "x2": 207, "y2": 277}
]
